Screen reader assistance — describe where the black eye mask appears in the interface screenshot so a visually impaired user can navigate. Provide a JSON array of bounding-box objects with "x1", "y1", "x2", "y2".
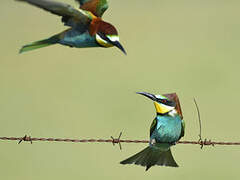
[
  {"x1": 157, "y1": 99, "x2": 176, "y2": 107},
  {"x1": 97, "y1": 32, "x2": 112, "y2": 44}
]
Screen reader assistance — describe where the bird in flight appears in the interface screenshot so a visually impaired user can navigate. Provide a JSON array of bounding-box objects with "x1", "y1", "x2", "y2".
[
  {"x1": 16, "y1": 0, "x2": 126, "y2": 54},
  {"x1": 120, "y1": 92, "x2": 185, "y2": 171}
]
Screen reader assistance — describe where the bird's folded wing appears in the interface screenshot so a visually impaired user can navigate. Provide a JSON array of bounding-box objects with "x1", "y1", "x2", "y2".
[
  {"x1": 75, "y1": 0, "x2": 108, "y2": 17},
  {"x1": 180, "y1": 119, "x2": 185, "y2": 139},
  {"x1": 16, "y1": 0, "x2": 92, "y2": 24},
  {"x1": 150, "y1": 118, "x2": 157, "y2": 137}
]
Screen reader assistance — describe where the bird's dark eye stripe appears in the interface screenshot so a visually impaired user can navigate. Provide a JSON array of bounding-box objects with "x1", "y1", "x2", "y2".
[
  {"x1": 98, "y1": 32, "x2": 111, "y2": 43},
  {"x1": 158, "y1": 99, "x2": 176, "y2": 107}
]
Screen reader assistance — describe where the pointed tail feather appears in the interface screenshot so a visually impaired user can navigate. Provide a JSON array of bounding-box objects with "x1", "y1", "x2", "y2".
[
  {"x1": 120, "y1": 146, "x2": 178, "y2": 171},
  {"x1": 19, "y1": 34, "x2": 59, "y2": 54}
]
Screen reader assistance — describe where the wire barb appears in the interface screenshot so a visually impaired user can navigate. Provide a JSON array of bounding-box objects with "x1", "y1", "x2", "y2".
[
  {"x1": 193, "y1": 98, "x2": 211, "y2": 149},
  {"x1": 111, "y1": 132, "x2": 122, "y2": 150},
  {"x1": 199, "y1": 139, "x2": 215, "y2": 148},
  {"x1": 18, "y1": 135, "x2": 33, "y2": 144}
]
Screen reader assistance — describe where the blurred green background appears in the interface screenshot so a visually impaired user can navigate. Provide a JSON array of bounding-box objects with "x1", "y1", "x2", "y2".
[{"x1": 1, "y1": 0, "x2": 240, "y2": 179}]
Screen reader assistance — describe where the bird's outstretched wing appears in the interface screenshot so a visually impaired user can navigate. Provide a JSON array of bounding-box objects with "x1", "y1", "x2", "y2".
[
  {"x1": 75, "y1": 0, "x2": 108, "y2": 17},
  {"x1": 16, "y1": 0, "x2": 92, "y2": 25}
]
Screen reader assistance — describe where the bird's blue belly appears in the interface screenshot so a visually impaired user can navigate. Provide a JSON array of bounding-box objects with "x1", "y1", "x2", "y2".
[
  {"x1": 151, "y1": 115, "x2": 182, "y2": 143},
  {"x1": 59, "y1": 29, "x2": 99, "y2": 48}
]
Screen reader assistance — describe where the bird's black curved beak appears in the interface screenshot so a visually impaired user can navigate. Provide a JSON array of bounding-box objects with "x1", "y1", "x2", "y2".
[
  {"x1": 136, "y1": 92, "x2": 157, "y2": 101},
  {"x1": 111, "y1": 41, "x2": 127, "y2": 55}
]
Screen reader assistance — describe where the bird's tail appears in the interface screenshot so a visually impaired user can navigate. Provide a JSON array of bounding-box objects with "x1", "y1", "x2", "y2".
[
  {"x1": 120, "y1": 146, "x2": 178, "y2": 171},
  {"x1": 19, "y1": 34, "x2": 60, "y2": 54}
]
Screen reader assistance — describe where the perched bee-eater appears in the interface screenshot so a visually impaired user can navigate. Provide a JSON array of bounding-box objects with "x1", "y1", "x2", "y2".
[
  {"x1": 121, "y1": 92, "x2": 185, "y2": 171},
  {"x1": 16, "y1": 0, "x2": 126, "y2": 54}
]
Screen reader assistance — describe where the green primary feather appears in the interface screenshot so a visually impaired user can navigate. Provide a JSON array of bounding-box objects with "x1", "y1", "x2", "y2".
[
  {"x1": 76, "y1": 0, "x2": 108, "y2": 17},
  {"x1": 19, "y1": 34, "x2": 59, "y2": 54},
  {"x1": 120, "y1": 146, "x2": 178, "y2": 171},
  {"x1": 96, "y1": 0, "x2": 108, "y2": 17}
]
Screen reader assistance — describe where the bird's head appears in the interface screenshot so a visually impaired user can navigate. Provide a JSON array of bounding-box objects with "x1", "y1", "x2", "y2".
[
  {"x1": 137, "y1": 92, "x2": 177, "y2": 115},
  {"x1": 95, "y1": 21, "x2": 126, "y2": 55}
]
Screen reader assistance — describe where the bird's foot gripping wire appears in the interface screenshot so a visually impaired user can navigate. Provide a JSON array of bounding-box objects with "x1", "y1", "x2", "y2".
[
  {"x1": 111, "y1": 132, "x2": 122, "y2": 150},
  {"x1": 18, "y1": 135, "x2": 33, "y2": 144},
  {"x1": 170, "y1": 142, "x2": 177, "y2": 146}
]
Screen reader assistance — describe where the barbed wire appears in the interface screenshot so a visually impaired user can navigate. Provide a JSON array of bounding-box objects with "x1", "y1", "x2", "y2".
[
  {"x1": 1, "y1": 100, "x2": 239, "y2": 149},
  {"x1": 1, "y1": 133, "x2": 240, "y2": 149}
]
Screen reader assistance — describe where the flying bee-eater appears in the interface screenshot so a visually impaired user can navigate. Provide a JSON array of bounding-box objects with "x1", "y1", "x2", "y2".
[
  {"x1": 16, "y1": 0, "x2": 126, "y2": 54},
  {"x1": 120, "y1": 92, "x2": 185, "y2": 171}
]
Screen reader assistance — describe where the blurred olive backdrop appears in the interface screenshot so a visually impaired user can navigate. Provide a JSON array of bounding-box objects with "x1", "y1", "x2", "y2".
[{"x1": 1, "y1": 0, "x2": 240, "y2": 179}]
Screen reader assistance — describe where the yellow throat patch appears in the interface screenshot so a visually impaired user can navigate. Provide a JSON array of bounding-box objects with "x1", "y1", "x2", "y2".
[
  {"x1": 154, "y1": 101, "x2": 172, "y2": 114},
  {"x1": 96, "y1": 34, "x2": 119, "y2": 48}
]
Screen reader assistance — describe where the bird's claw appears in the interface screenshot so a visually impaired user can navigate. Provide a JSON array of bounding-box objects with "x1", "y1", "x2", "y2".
[{"x1": 170, "y1": 142, "x2": 176, "y2": 146}]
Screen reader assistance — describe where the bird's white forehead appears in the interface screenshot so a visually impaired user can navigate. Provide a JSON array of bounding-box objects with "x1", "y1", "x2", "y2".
[
  {"x1": 155, "y1": 94, "x2": 167, "y2": 99},
  {"x1": 106, "y1": 35, "x2": 119, "y2": 42}
]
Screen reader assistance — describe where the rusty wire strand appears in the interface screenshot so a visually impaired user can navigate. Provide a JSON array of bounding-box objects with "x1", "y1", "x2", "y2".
[
  {"x1": 1, "y1": 134, "x2": 240, "y2": 149},
  {"x1": 193, "y1": 98, "x2": 206, "y2": 148},
  {"x1": 193, "y1": 98, "x2": 202, "y2": 141},
  {"x1": 1, "y1": 100, "x2": 237, "y2": 149}
]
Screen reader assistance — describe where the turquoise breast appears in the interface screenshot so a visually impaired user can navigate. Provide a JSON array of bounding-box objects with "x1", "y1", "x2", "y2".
[
  {"x1": 59, "y1": 29, "x2": 100, "y2": 48},
  {"x1": 151, "y1": 115, "x2": 182, "y2": 143}
]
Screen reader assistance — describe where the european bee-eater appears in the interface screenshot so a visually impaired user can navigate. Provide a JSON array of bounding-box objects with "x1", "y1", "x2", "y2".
[
  {"x1": 120, "y1": 92, "x2": 185, "y2": 171},
  {"x1": 16, "y1": 0, "x2": 126, "y2": 54}
]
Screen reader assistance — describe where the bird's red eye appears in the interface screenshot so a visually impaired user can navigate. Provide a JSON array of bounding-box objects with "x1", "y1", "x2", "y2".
[{"x1": 162, "y1": 99, "x2": 167, "y2": 103}]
